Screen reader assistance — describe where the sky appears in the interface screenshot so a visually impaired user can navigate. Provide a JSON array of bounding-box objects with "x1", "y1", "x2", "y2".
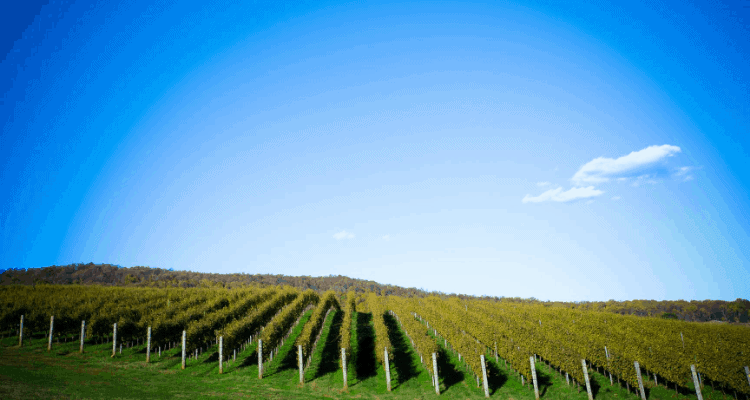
[{"x1": 2, "y1": 0, "x2": 749, "y2": 302}]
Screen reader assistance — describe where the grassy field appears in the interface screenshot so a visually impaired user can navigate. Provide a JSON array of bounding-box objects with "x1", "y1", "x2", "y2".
[{"x1": 0, "y1": 311, "x2": 737, "y2": 400}]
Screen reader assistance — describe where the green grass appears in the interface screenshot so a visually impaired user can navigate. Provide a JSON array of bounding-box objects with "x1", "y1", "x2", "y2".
[{"x1": 0, "y1": 318, "x2": 743, "y2": 400}]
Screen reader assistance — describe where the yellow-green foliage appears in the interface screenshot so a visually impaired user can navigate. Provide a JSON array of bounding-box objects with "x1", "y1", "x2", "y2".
[
  {"x1": 339, "y1": 291, "x2": 356, "y2": 361},
  {"x1": 295, "y1": 290, "x2": 340, "y2": 358},
  {"x1": 365, "y1": 292, "x2": 393, "y2": 366},
  {"x1": 218, "y1": 287, "x2": 299, "y2": 351},
  {"x1": 386, "y1": 296, "x2": 439, "y2": 375},
  {"x1": 259, "y1": 289, "x2": 318, "y2": 361}
]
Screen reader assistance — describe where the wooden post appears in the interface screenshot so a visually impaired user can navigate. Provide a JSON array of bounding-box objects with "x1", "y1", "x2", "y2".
[
  {"x1": 681, "y1": 332, "x2": 685, "y2": 349},
  {"x1": 112, "y1": 323, "x2": 117, "y2": 357},
  {"x1": 566, "y1": 371, "x2": 570, "y2": 385},
  {"x1": 635, "y1": 361, "x2": 647, "y2": 400},
  {"x1": 433, "y1": 352, "x2": 440, "y2": 394},
  {"x1": 18, "y1": 315, "x2": 23, "y2": 347},
  {"x1": 745, "y1": 366, "x2": 749, "y2": 389},
  {"x1": 480, "y1": 355, "x2": 489, "y2": 398},
  {"x1": 385, "y1": 347, "x2": 392, "y2": 391},
  {"x1": 48, "y1": 316, "x2": 54, "y2": 351},
  {"x1": 582, "y1": 359, "x2": 593, "y2": 400},
  {"x1": 530, "y1": 356, "x2": 540, "y2": 400},
  {"x1": 691, "y1": 365, "x2": 703, "y2": 400},
  {"x1": 181, "y1": 330, "x2": 186, "y2": 370},
  {"x1": 258, "y1": 339, "x2": 263, "y2": 379},
  {"x1": 219, "y1": 336, "x2": 223, "y2": 374},
  {"x1": 341, "y1": 348, "x2": 348, "y2": 388},
  {"x1": 146, "y1": 327, "x2": 152, "y2": 362},
  {"x1": 79, "y1": 320, "x2": 85, "y2": 353}
]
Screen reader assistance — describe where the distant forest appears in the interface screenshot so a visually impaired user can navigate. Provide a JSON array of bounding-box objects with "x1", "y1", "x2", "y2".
[{"x1": 1, "y1": 263, "x2": 747, "y2": 324}]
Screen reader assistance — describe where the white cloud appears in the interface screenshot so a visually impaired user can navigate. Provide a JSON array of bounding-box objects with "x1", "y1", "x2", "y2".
[
  {"x1": 382, "y1": 235, "x2": 390, "y2": 241},
  {"x1": 333, "y1": 230, "x2": 355, "y2": 240},
  {"x1": 537, "y1": 181, "x2": 552, "y2": 187},
  {"x1": 631, "y1": 174, "x2": 660, "y2": 187},
  {"x1": 611, "y1": 196, "x2": 621, "y2": 200},
  {"x1": 571, "y1": 145, "x2": 681, "y2": 185},
  {"x1": 674, "y1": 166, "x2": 698, "y2": 182},
  {"x1": 522, "y1": 186, "x2": 604, "y2": 203}
]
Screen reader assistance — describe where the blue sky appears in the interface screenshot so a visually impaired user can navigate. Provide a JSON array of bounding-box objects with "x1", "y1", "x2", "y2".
[{"x1": 2, "y1": 0, "x2": 749, "y2": 302}]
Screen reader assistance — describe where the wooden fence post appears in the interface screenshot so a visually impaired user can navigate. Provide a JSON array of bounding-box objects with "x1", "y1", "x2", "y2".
[
  {"x1": 635, "y1": 361, "x2": 647, "y2": 400},
  {"x1": 691, "y1": 365, "x2": 704, "y2": 400},
  {"x1": 531, "y1": 356, "x2": 540, "y2": 400},
  {"x1": 48, "y1": 316, "x2": 54, "y2": 351},
  {"x1": 219, "y1": 336, "x2": 223, "y2": 374},
  {"x1": 582, "y1": 359, "x2": 593, "y2": 400},
  {"x1": 745, "y1": 366, "x2": 750, "y2": 390}
]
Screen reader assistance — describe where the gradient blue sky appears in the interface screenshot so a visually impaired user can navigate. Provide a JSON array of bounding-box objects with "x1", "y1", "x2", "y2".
[{"x1": 2, "y1": 0, "x2": 749, "y2": 301}]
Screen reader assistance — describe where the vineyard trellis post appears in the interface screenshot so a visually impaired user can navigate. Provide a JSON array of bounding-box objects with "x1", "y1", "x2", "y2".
[
  {"x1": 112, "y1": 323, "x2": 117, "y2": 357},
  {"x1": 258, "y1": 339, "x2": 263, "y2": 379},
  {"x1": 219, "y1": 336, "x2": 223, "y2": 374},
  {"x1": 48, "y1": 315, "x2": 54, "y2": 351},
  {"x1": 181, "y1": 330, "x2": 186, "y2": 370},
  {"x1": 582, "y1": 359, "x2": 593, "y2": 400},
  {"x1": 433, "y1": 352, "x2": 440, "y2": 395},
  {"x1": 341, "y1": 348, "x2": 347, "y2": 389},
  {"x1": 18, "y1": 315, "x2": 23, "y2": 347},
  {"x1": 79, "y1": 320, "x2": 85, "y2": 353},
  {"x1": 691, "y1": 364, "x2": 704, "y2": 400},
  {"x1": 635, "y1": 361, "x2": 647, "y2": 400},
  {"x1": 531, "y1": 356, "x2": 540, "y2": 400},
  {"x1": 146, "y1": 327, "x2": 151, "y2": 363},
  {"x1": 385, "y1": 347, "x2": 392, "y2": 391},
  {"x1": 298, "y1": 345, "x2": 304, "y2": 384},
  {"x1": 481, "y1": 354, "x2": 490, "y2": 398}
]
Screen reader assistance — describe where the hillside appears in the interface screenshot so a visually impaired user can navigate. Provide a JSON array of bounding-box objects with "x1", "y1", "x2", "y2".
[{"x1": 0, "y1": 263, "x2": 747, "y2": 324}]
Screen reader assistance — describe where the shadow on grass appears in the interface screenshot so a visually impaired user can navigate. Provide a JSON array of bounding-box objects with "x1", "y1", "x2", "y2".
[
  {"x1": 354, "y1": 312, "x2": 377, "y2": 380},
  {"x1": 238, "y1": 348, "x2": 258, "y2": 369},
  {"x1": 485, "y1": 355, "x2": 508, "y2": 395},
  {"x1": 314, "y1": 310, "x2": 343, "y2": 379},
  {"x1": 535, "y1": 364, "x2": 553, "y2": 398},
  {"x1": 436, "y1": 345, "x2": 463, "y2": 393},
  {"x1": 382, "y1": 313, "x2": 419, "y2": 390},
  {"x1": 275, "y1": 338, "x2": 301, "y2": 373}
]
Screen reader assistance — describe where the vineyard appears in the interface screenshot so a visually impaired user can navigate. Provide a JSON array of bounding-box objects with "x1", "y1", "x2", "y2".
[{"x1": 1, "y1": 284, "x2": 748, "y2": 400}]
